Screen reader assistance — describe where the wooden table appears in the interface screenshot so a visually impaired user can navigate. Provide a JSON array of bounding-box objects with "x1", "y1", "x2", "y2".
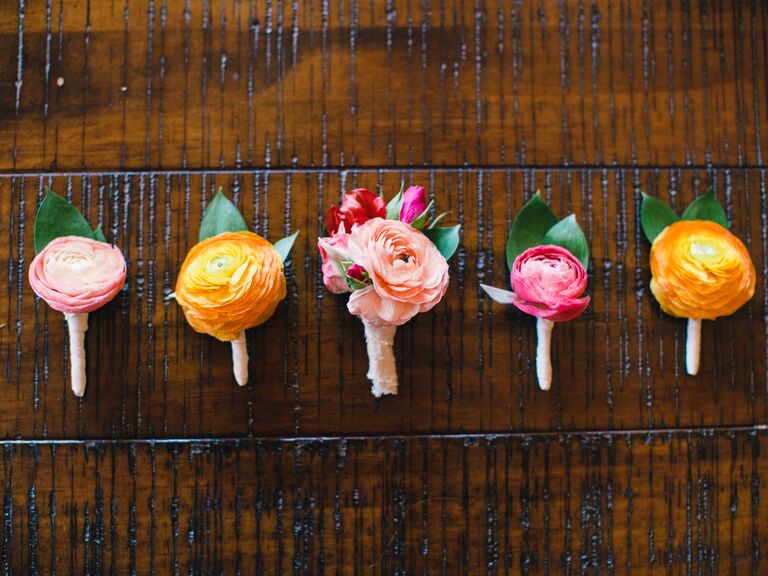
[{"x1": 0, "y1": 1, "x2": 766, "y2": 572}]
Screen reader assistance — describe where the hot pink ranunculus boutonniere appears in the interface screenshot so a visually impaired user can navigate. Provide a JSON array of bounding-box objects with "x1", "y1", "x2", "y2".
[
  {"x1": 318, "y1": 183, "x2": 460, "y2": 397},
  {"x1": 481, "y1": 193, "x2": 590, "y2": 390}
]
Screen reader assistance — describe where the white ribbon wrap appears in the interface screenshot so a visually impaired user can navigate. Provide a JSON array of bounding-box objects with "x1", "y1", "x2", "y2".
[
  {"x1": 64, "y1": 312, "x2": 88, "y2": 397},
  {"x1": 231, "y1": 332, "x2": 249, "y2": 386},
  {"x1": 362, "y1": 319, "x2": 398, "y2": 397},
  {"x1": 536, "y1": 318, "x2": 554, "y2": 391},
  {"x1": 686, "y1": 318, "x2": 702, "y2": 376}
]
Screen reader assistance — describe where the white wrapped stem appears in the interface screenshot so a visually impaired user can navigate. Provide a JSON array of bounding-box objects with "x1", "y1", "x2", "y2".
[
  {"x1": 64, "y1": 312, "x2": 88, "y2": 397},
  {"x1": 686, "y1": 318, "x2": 702, "y2": 376},
  {"x1": 536, "y1": 318, "x2": 554, "y2": 391},
  {"x1": 362, "y1": 320, "x2": 398, "y2": 397},
  {"x1": 231, "y1": 332, "x2": 249, "y2": 386}
]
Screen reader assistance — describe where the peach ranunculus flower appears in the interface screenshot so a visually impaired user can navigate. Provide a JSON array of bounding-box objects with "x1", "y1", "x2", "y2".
[
  {"x1": 28, "y1": 235, "x2": 127, "y2": 397},
  {"x1": 28, "y1": 235, "x2": 127, "y2": 314},
  {"x1": 175, "y1": 231, "x2": 287, "y2": 342},
  {"x1": 650, "y1": 220, "x2": 755, "y2": 320},
  {"x1": 346, "y1": 218, "x2": 450, "y2": 326}
]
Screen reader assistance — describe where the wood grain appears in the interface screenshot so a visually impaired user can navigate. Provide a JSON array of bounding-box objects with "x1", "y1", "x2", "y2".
[
  {"x1": 0, "y1": 430, "x2": 765, "y2": 574},
  {"x1": 1, "y1": 169, "x2": 767, "y2": 438},
  {"x1": 1, "y1": 0, "x2": 767, "y2": 571},
  {"x1": 0, "y1": 0, "x2": 765, "y2": 169}
]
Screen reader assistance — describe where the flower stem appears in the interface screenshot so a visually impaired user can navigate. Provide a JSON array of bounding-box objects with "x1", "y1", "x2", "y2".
[
  {"x1": 231, "y1": 332, "x2": 248, "y2": 386},
  {"x1": 64, "y1": 312, "x2": 88, "y2": 397},
  {"x1": 362, "y1": 319, "x2": 398, "y2": 397},
  {"x1": 686, "y1": 318, "x2": 702, "y2": 376},
  {"x1": 536, "y1": 318, "x2": 554, "y2": 390}
]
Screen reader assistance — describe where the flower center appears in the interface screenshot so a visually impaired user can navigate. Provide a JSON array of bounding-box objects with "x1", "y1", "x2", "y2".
[
  {"x1": 207, "y1": 254, "x2": 235, "y2": 275},
  {"x1": 689, "y1": 240, "x2": 721, "y2": 264}
]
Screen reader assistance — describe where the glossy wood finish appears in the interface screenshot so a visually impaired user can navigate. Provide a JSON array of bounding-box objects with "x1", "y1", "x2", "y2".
[
  {"x1": 1, "y1": 168, "x2": 768, "y2": 439},
  {"x1": 0, "y1": 0, "x2": 766, "y2": 572},
  {"x1": 0, "y1": 1, "x2": 766, "y2": 169},
  {"x1": 1, "y1": 431, "x2": 766, "y2": 574}
]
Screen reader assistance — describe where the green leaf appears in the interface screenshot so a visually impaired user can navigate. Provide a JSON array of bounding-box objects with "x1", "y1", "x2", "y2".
[
  {"x1": 34, "y1": 188, "x2": 105, "y2": 253},
  {"x1": 198, "y1": 188, "x2": 248, "y2": 242},
  {"x1": 409, "y1": 200, "x2": 435, "y2": 230},
  {"x1": 505, "y1": 192, "x2": 558, "y2": 269},
  {"x1": 427, "y1": 211, "x2": 450, "y2": 229},
  {"x1": 92, "y1": 223, "x2": 106, "y2": 243},
  {"x1": 681, "y1": 188, "x2": 728, "y2": 229},
  {"x1": 273, "y1": 230, "x2": 300, "y2": 263},
  {"x1": 385, "y1": 182, "x2": 406, "y2": 220},
  {"x1": 424, "y1": 225, "x2": 461, "y2": 261},
  {"x1": 541, "y1": 214, "x2": 590, "y2": 268},
  {"x1": 640, "y1": 193, "x2": 679, "y2": 243}
]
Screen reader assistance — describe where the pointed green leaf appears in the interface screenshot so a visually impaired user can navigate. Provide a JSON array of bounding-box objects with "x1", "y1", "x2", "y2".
[
  {"x1": 385, "y1": 182, "x2": 406, "y2": 220},
  {"x1": 505, "y1": 192, "x2": 558, "y2": 269},
  {"x1": 424, "y1": 225, "x2": 461, "y2": 261},
  {"x1": 92, "y1": 223, "x2": 106, "y2": 243},
  {"x1": 409, "y1": 199, "x2": 435, "y2": 230},
  {"x1": 273, "y1": 230, "x2": 300, "y2": 263},
  {"x1": 541, "y1": 214, "x2": 590, "y2": 268},
  {"x1": 640, "y1": 193, "x2": 679, "y2": 243},
  {"x1": 681, "y1": 188, "x2": 728, "y2": 229},
  {"x1": 199, "y1": 188, "x2": 249, "y2": 242},
  {"x1": 427, "y1": 211, "x2": 450, "y2": 229},
  {"x1": 34, "y1": 188, "x2": 105, "y2": 253}
]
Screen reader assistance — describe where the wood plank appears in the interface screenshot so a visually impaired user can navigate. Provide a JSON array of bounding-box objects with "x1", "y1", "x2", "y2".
[
  {"x1": 0, "y1": 0, "x2": 765, "y2": 169},
  {"x1": 1, "y1": 168, "x2": 766, "y2": 438},
  {"x1": 0, "y1": 429, "x2": 764, "y2": 574}
]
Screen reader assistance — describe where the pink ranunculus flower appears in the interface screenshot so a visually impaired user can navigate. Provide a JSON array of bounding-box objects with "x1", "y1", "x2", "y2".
[
  {"x1": 318, "y1": 230, "x2": 353, "y2": 294},
  {"x1": 399, "y1": 185, "x2": 427, "y2": 224},
  {"x1": 28, "y1": 236, "x2": 127, "y2": 314},
  {"x1": 346, "y1": 218, "x2": 450, "y2": 326},
  {"x1": 507, "y1": 245, "x2": 589, "y2": 322}
]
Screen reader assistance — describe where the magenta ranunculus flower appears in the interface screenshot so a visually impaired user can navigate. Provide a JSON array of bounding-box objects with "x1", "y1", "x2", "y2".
[
  {"x1": 399, "y1": 185, "x2": 428, "y2": 224},
  {"x1": 508, "y1": 245, "x2": 590, "y2": 322}
]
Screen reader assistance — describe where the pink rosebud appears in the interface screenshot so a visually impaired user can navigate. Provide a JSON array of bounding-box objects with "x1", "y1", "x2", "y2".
[
  {"x1": 508, "y1": 245, "x2": 589, "y2": 322},
  {"x1": 346, "y1": 263, "x2": 367, "y2": 283},
  {"x1": 318, "y1": 232, "x2": 353, "y2": 294},
  {"x1": 347, "y1": 218, "x2": 449, "y2": 326},
  {"x1": 399, "y1": 185, "x2": 427, "y2": 224},
  {"x1": 28, "y1": 235, "x2": 127, "y2": 314}
]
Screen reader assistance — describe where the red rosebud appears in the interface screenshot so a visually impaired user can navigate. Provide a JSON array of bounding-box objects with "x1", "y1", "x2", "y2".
[
  {"x1": 325, "y1": 206, "x2": 355, "y2": 235},
  {"x1": 339, "y1": 188, "x2": 386, "y2": 226}
]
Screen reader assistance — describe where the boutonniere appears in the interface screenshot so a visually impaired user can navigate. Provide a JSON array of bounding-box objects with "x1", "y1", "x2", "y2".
[
  {"x1": 640, "y1": 188, "x2": 755, "y2": 374},
  {"x1": 28, "y1": 189, "x2": 127, "y2": 397},
  {"x1": 172, "y1": 189, "x2": 299, "y2": 386},
  {"x1": 481, "y1": 192, "x2": 590, "y2": 390},
  {"x1": 318, "y1": 185, "x2": 460, "y2": 397}
]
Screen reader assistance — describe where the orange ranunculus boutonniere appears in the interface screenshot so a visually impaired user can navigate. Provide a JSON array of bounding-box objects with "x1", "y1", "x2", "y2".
[
  {"x1": 173, "y1": 189, "x2": 299, "y2": 387},
  {"x1": 641, "y1": 189, "x2": 755, "y2": 375}
]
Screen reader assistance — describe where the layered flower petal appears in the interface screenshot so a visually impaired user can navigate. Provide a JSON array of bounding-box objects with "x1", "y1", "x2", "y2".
[
  {"x1": 505, "y1": 244, "x2": 589, "y2": 322},
  {"x1": 29, "y1": 235, "x2": 127, "y2": 314},
  {"x1": 649, "y1": 220, "x2": 755, "y2": 319},
  {"x1": 346, "y1": 218, "x2": 450, "y2": 326},
  {"x1": 175, "y1": 231, "x2": 287, "y2": 341}
]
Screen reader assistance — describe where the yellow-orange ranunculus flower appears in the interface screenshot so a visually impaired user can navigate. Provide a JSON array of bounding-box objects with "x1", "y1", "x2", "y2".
[
  {"x1": 650, "y1": 220, "x2": 755, "y2": 320},
  {"x1": 175, "y1": 231, "x2": 286, "y2": 341}
]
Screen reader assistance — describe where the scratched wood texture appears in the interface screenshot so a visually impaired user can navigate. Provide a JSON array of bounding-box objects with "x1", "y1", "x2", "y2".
[{"x1": 1, "y1": 0, "x2": 767, "y2": 573}]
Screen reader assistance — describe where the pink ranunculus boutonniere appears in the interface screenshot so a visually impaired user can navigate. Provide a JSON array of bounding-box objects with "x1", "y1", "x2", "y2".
[{"x1": 481, "y1": 192, "x2": 590, "y2": 390}]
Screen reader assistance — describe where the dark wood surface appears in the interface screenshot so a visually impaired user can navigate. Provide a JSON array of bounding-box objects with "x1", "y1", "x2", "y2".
[{"x1": 0, "y1": 0, "x2": 767, "y2": 572}]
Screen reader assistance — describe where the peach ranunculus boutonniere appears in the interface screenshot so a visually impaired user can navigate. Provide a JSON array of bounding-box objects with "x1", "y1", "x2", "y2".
[
  {"x1": 172, "y1": 189, "x2": 299, "y2": 387},
  {"x1": 318, "y1": 184, "x2": 460, "y2": 397},
  {"x1": 28, "y1": 189, "x2": 127, "y2": 397},
  {"x1": 641, "y1": 189, "x2": 755, "y2": 375},
  {"x1": 480, "y1": 192, "x2": 590, "y2": 390}
]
